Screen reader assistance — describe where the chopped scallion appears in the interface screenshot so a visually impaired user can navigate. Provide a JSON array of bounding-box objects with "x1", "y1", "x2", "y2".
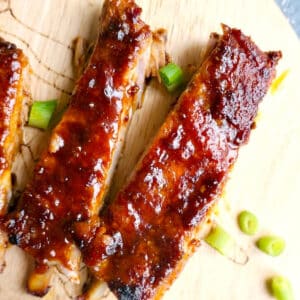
[
  {"x1": 269, "y1": 276, "x2": 294, "y2": 300},
  {"x1": 238, "y1": 210, "x2": 259, "y2": 235},
  {"x1": 205, "y1": 225, "x2": 235, "y2": 256},
  {"x1": 256, "y1": 236, "x2": 285, "y2": 256},
  {"x1": 159, "y1": 63, "x2": 184, "y2": 92},
  {"x1": 28, "y1": 100, "x2": 57, "y2": 130}
]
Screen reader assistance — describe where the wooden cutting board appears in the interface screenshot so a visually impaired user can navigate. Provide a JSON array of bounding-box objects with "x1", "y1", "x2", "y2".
[{"x1": 0, "y1": 0, "x2": 299, "y2": 299}]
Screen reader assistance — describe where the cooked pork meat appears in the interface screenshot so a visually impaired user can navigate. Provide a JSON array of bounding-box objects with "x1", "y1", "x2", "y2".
[
  {"x1": 74, "y1": 25, "x2": 281, "y2": 300},
  {"x1": 0, "y1": 38, "x2": 28, "y2": 271},
  {"x1": 2, "y1": 0, "x2": 166, "y2": 296}
]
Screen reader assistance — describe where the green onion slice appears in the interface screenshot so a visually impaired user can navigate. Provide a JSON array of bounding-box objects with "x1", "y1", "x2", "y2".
[
  {"x1": 256, "y1": 236, "x2": 285, "y2": 256},
  {"x1": 28, "y1": 100, "x2": 57, "y2": 130},
  {"x1": 238, "y1": 210, "x2": 259, "y2": 235},
  {"x1": 205, "y1": 224, "x2": 235, "y2": 257},
  {"x1": 205, "y1": 224, "x2": 248, "y2": 264},
  {"x1": 269, "y1": 276, "x2": 294, "y2": 300},
  {"x1": 159, "y1": 63, "x2": 184, "y2": 92}
]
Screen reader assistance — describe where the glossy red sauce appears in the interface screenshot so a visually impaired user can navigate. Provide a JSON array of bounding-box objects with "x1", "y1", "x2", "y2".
[
  {"x1": 74, "y1": 25, "x2": 281, "y2": 299},
  {"x1": 2, "y1": 0, "x2": 151, "y2": 271},
  {"x1": 0, "y1": 40, "x2": 23, "y2": 177},
  {"x1": 0, "y1": 39, "x2": 25, "y2": 215}
]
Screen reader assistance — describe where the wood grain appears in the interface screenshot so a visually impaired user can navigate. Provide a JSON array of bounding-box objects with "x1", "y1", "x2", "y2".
[{"x1": 0, "y1": 0, "x2": 299, "y2": 299}]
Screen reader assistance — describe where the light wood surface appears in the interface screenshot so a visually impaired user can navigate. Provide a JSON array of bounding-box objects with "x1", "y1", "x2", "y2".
[{"x1": 0, "y1": 0, "x2": 299, "y2": 299}]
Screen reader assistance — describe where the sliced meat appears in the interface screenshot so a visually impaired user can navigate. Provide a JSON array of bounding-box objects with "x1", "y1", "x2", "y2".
[
  {"x1": 0, "y1": 38, "x2": 28, "y2": 271},
  {"x1": 74, "y1": 25, "x2": 281, "y2": 300},
  {"x1": 2, "y1": 0, "x2": 166, "y2": 296}
]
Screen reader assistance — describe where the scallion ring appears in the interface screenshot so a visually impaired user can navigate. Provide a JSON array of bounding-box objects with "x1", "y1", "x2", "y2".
[
  {"x1": 205, "y1": 224, "x2": 235, "y2": 256},
  {"x1": 256, "y1": 236, "x2": 285, "y2": 256},
  {"x1": 269, "y1": 276, "x2": 294, "y2": 300},
  {"x1": 238, "y1": 210, "x2": 259, "y2": 235},
  {"x1": 28, "y1": 100, "x2": 57, "y2": 130},
  {"x1": 159, "y1": 63, "x2": 184, "y2": 92}
]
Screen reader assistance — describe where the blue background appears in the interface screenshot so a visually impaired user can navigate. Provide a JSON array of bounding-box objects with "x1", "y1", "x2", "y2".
[{"x1": 276, "y1": 0, "x2": 300, "y2": 37}]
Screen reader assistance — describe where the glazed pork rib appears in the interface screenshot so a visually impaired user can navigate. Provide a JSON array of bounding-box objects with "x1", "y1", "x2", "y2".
[
  {"x1": 2, "y1": 0, "x2": 165, "y2": 296},
  {"x1": 0, "y1": 38, "x2": 28, "y2": 271},
  {"x1": 74, "y1": 25, "x2": 281, "y2": 300}
]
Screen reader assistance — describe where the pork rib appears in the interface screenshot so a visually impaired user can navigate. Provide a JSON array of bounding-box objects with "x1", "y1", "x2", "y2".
[
  {"x1": 74, "y1": 25, "x2": 281, "y2": 300},
  {"x1": 0, "y1": 38, "x2": 28, "y2": 271},
  {"x1": 2, "y1": 0, "x2": 165, "y2": 296}
]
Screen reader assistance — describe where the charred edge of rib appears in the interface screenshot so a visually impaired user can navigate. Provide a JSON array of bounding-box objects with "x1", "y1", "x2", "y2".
[{"x1": 109, "y1": 280, "x2": 143, "y2": 300}]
